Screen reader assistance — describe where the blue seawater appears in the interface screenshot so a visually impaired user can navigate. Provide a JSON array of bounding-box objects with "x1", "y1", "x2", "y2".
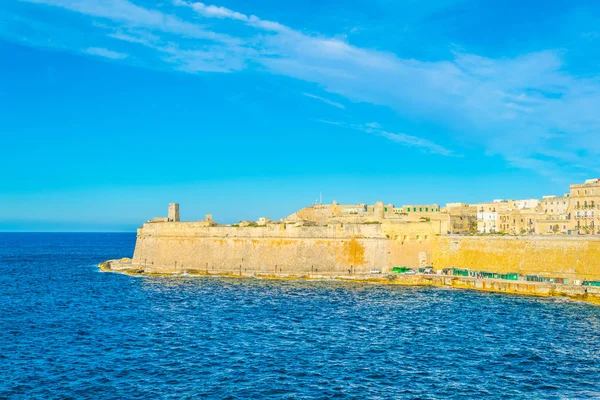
[{"x1": 1, "y1": 233, "x2": 600, "y2": 399}]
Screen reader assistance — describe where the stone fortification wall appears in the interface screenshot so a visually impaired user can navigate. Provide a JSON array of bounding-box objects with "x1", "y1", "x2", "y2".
[
  {"x1": 433, "y1": 236, "x2": 600, "y2": 280},
  {"x1": 132, "y1": 222, "x2": 393, "y2": 275},
  {"x1": 131, "y1": 221, "x2": 600, "y2": 281}
]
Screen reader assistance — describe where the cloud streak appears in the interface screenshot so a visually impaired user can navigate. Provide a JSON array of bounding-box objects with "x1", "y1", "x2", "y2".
[
  {"x1": 303, "y1": 93, "x2": 345, "y2": 109},
  {"x1": 84, "y1": 47, "x2": 128, "y2": 59},
  {"x1": 320, "y1": 120, "x2": 457, "y2": 157},
  {"x1": 174, "y1": 0, "x2": 247, "y2": 21},
  {"x1": 21, "y1": 0, "x2": 237, "y2": 43}
]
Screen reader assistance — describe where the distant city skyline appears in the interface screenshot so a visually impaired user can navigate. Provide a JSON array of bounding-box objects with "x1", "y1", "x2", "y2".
[{"x1": 1, "y1": 0, "x2": 600, "y2": 231}]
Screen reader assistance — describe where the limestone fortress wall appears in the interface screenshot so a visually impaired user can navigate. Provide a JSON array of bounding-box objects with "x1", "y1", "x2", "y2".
[
  {"x1": 132, "y1": 222, "x2": 393, "y2": 275},
  {"x1": 433, "y1": 235, "x2": 600, "y2": 280},
  {"x1": 129, "y1": 217, "x2": 600, "y2": 281}
]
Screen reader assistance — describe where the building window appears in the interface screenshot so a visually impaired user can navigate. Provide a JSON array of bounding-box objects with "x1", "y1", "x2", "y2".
[{"x1": 426, "y1": 208, "x2": 429, "y2": 212}]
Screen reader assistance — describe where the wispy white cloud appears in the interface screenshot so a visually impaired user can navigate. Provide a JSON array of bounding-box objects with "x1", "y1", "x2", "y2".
[
  {"x1": 303, "y1": 93, "x2": 345, "y2": 109},
  {"x1": 377, "y1": 130, "x2": 456, "y2": 157},
  {"x1": 7, "y1": 0, "x2": 600, "y2": 175},
  {"x1": 84, "y1": 46, "x2": 128, "y2": 59},
  {"x1": 174, "y1": 0, "x2": 246, "y2": 21},
  {"x1": 107, "y1": 30, "x2": 159, "y2": 46},
  {"x1": 320, "y1": 120, "x2": 456, "y2": 157},
  {"x1": 175, "y1": 0, "x2": 289, "y2": 32},
  {"x1": 20, "y1": 0, "x2": 238, "y2": 43}
]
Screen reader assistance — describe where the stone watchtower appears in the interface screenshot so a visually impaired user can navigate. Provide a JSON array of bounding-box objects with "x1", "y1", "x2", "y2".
[{"x1": 168, "y1": 203, "x2": 180, "y2": 222}]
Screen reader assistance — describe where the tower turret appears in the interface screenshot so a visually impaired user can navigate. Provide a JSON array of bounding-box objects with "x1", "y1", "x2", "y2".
[{"x1": 168, "y1": 203, "x2": 180, "y2": 222}]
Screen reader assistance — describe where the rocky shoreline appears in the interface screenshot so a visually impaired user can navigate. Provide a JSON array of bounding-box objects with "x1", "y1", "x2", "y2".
[{"x1": 99, "y1": 259, "x2": 600, "y2": 306}]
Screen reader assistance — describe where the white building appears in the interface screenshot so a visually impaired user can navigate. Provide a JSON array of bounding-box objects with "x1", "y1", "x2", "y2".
[
  {"x1": 477, "y1": 212, "x2": 498, "y2": 233},
  {"x1": 512, "y1": 199, "x2": 540, "y2": 210}
]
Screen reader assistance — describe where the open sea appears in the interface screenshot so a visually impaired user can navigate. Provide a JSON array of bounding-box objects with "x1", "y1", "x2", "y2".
[{"x1": 1, "y1": 233, "x2": 600, "y2": 399}]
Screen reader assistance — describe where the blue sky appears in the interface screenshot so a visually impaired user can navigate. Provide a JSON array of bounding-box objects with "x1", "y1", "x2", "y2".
[{"x1": 1, "y1": 0, "x2": 600, "y2": 231}]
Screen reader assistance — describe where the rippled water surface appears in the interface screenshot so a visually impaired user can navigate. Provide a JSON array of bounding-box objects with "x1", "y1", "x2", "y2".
[{"x1": 2, "y1": 233, "x2": 600, "y2": 399}]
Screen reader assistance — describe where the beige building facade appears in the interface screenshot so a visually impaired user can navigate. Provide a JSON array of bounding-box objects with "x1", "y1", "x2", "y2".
[
  {"x1": 539, "y1": 195, "x2": 570, "y2": 217},
  {"x1": 568, "y1": 179, "x2": 600, "y2": 235},
  {"x1": 498, "y1": 209, "x2": 538, "y2": 235},
  {"x1": 444, "y1": 203, "x2": 478, "y2": 234}
]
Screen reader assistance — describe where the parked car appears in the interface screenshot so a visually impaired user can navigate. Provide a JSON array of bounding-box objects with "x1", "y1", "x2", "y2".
[
  {"x1": 405, "y1": 269, "x2": 417, "y2": 275},
  {"x1": 370, "y1": 269, "x2": 381, "y2": 274}
]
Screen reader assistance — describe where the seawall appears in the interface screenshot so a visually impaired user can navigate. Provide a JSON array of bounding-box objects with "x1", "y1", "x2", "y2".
[
  {"x1": 130, "y1": 222, "x2": 391, "y2": 274},
  {"x1": 128, "y1": 222, "x2": 600, "y2": 280}
]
